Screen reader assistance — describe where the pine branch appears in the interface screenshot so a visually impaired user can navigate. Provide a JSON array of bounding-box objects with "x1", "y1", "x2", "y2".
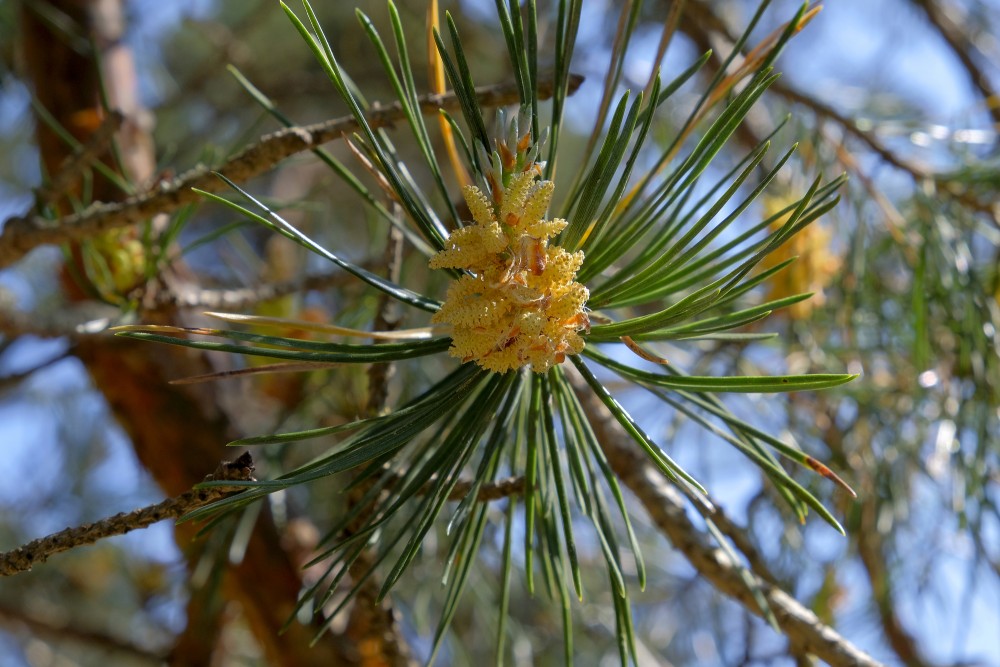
[
  {"x1": 0, "y1": 453, "x2": 256, "y2": 578},
  {"x1": 569, "y1": 372, "x2": 886, "y2": 667},
  {"x1": 0, "y1": 74, "x2": 584, "y2": 270}
]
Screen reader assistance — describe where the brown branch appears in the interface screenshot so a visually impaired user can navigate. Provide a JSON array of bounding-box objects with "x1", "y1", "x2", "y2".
[
  {"x1": 352, "y1": 472, "x2": 525, "y2": 504},
  {"x1": 0, "y1": 290, "x2": 120, "y2": 339},
  {"x1": 0, "y1": 73, "x2": 584, "y2": 270},
  {"x1": 346, "y1": 211, "x2": 414, "y2": 667},
  {"x1": 156, "y1": 268, "x2": 369, "y2": 310},
  {"x1": 683, "y1": 0, "x2": 998, "y2": 225},
  {"x1": 35, "y1": 110, "x2": 125, "y2": 209},
  {"x1": 0, "y1": 603, "x2": 168, "y2": 663},
  {"x1": 769, "y1": 80, "x2": 930, "y2": 178},
  {"x1": 569, "y1": 371, "x2": 886, "y2": 667},
  {"x1": 0, "y1": 453, "x2": 255, "y2": 578},
  {"x1": 447, "y1": 475, "x2": 525, "y2": 502},
  {"x1": 856, "y1": 493, "x2": 938, "y2": 667},
  {"x1": 817, "y1": 402, "x2": 940, "y2": 667},
  {"x1": 907, "y1": 0, "x2": 1000, "y2": 129},
  {"x1": 770, "y1": 79, "x2": 1000, "y2": 225}
]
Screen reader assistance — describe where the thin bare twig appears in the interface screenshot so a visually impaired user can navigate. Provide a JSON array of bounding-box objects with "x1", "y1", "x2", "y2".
[
  {"x1": 343, "y1": 211, "x2": 413, "y2": 667},
  {"x1": 0, "y1": 351, "x2": 71, "y2": 394},
  {"x1": 769, "y1": 80, "x2": 929, "y2": 177},
  {"x1": 682, "y1": 0, "x2": 998, "y2": 226},
  {"x1": 908, "y1": 0, "x2": 1000, "y2": 130},
  {"x1": 568, "y1": 371, "x2": 886, "y2": 667},
  {"x1": 0, "y1": 453, "x2": 256, "y2": 578},
  {"x1": 695, "y1": 501, "x2": 781, "y2": 588},
  {"x1": 351, "y1": 471, "x2": 525, "y2": 504},
  {"x1": 447, "y1": 475, "x2": 524, "y2": 502},
  {"x1": 771, "y1": 78, "x2": 999, "y2": 225},
  {"x1": 365, "y1": 218, "x2": 406, "y2": 415},
  {"x1": 157, "y1": 268, "x2": 368, "y2": 310},
  {"x1": 35, "y1": 110, "x2": 125, "y2": 209},
  {"x1": 0, "y1": 291, "x2": 120, "y2": 340},
  {"x1": 0, "y1": 603, "x2": 168, "y2": 663},
  {"x1": 0, "y1": 74, "x2": 584, "y2": 269}
]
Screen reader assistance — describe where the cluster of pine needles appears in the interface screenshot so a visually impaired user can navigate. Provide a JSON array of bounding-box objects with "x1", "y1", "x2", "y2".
[{"x1": 115, "y1": 1, "x2": 856, "y2": 662}]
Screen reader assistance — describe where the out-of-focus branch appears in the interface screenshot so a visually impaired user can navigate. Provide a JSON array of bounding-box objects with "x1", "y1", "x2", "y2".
[
  {"x1": 908, "y1": 0, "x2": 1000, "y2": 129},
  {"x1": 0, "y1": 290, "x2": 119, "y2": 339},
  {"x1": 772, "y1": 80, "x2": 999, "y2": 225},
  {"x1": 0, "y1": 352, "x2": 70, "y2": 394},
  {"x1": 448, "y1": 475, "x2": 524, "y2": 502},
  {"x1": 0, "y1": 453, "x2": 255, "y2": 578},
  {"x1": 770, "y1": 81, "x2": 1000, "y2": 226},
  {"x1": 35, "y1": 110, "x2": 125, "y2": 209},
  {"x1": 855, "y1": 495, "x2": 938, "y2": 667},
  {"x1": 569, "y1": 371, "x2": 886, "y2": 667},
  {"x1": 681, "y1": 0, "x2": 999, "y2": 226},
  {"x1": 816, "y1": 402, "x2": 939, "y2": 667},
  {"x1": 769, "y1": 80, "x2": 929, "y2": 176},
  {"x1": 0, "y1": 603, "x2": 167, "y2": 663},
  {"x1": 0, "y1": 74, "x2": 583, "y2": 270},
  {"x1": 157, "y1": 268, "x2": 369, "y2": 310},
  {"x1": 346, "y1": 216, "x2": 414, "y2": 667}
]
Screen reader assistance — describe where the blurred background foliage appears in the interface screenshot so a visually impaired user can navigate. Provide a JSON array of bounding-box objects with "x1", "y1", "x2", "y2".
[{"x1": 0, "y1": 0, "x2": 998, "y2": 665}]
